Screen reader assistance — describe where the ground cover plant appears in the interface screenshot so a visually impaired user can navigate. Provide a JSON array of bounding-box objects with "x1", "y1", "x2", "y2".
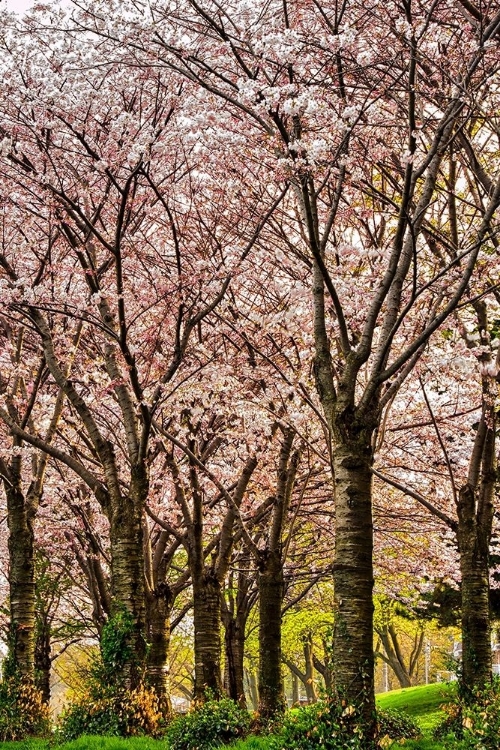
[
  {"x1": 0, "y1": 672, "x2": 49, "y2": 742},
  {"x1": 432, "y1": 678, "x2": 500, "y2": 750}
]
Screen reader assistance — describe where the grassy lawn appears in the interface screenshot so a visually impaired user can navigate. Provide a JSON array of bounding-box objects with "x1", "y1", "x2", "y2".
[
  {"x1": 0, "y1": 737, "x2": 274, "y2": 750},
  {"x1": 377, "y1": 682, "x2": 458, "y2": 749},
  {"x1": 377, "y1": 682, "x2": 454, "y2": 734},
  {"x1": 0, "y1": 740, "x2": 272, "y2": 750},
  {"x1": 0, "y1": 740, "x2": 169, "y2": 750}
]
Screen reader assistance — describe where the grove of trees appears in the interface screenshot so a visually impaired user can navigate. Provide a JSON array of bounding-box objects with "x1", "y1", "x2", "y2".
[{"x1": 0, "y1": 0, "x2": 499, "y2": 746}]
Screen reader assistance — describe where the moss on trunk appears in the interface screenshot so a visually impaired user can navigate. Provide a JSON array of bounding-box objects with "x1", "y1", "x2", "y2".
[{"x1": 109, "y1": 506, "x2": 147, "y2": 687}]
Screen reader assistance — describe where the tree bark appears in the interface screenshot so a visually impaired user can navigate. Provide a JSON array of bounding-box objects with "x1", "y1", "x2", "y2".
[
  {"x1": 460, "y1": 552, "x2": 491, "y2": 690},
  {"x1": 6, "y1": 485, "x2": 36, "y2": 681},
  {"x1": 109, "y1": 494, "x2": 147, "y2": 687},
  {"x1": 458, "y1": 486, "x2": 492, "y2": 690},
  {"x1": 258, "y1": 552, "x2": 285, "y2": 719},
  {"x1": 145, "y1": 583, "x2": 172, "y2": 714},
  {"x1": 283, "y1": 657, "x2": 317, "y2": 704},
  {"x1": 223, "y1": 614, "x2": 247, "y2": 707},
  {"x1": 303, "y1": 632, "x2": 317, "y2": 703},
  {"x1": 34, "y1": 620, "x2": 51, "y2": 704},
  {"x1": 374, "y1": 618, "x2": 425, "y2": 690},
  {"x1": 291, "y1": 669, "x2": 299, "y2": 705},
  {"x1": 456, "y1": 383, "x2": 496, "y2": 692},
  {"x1": 256, "y1": 430, "x2": 298, "y2": 720},
  {"x1": 376, "y1": 629, "x2": 412, "y2": 689},
  {"x1": 331, "y1": 431, "x2": 375, "y2": 728},
  {"x1": 222, "y1": 570, "x2": 253, "y2": 708},
  {"x1": 193, "y1": 572, "x2": 223, "y2": 699},
  {"x1": 313, "y1": 652, "x2": 333, "y2": 691},
  {"x1": 168, "y1": 449, "x2": 256, "y2": 702}
]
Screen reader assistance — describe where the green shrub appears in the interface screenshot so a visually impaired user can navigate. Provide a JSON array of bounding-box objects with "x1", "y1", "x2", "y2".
[
  {"x1": 58, "y1": 683, "x2": 164, "y2": 741},
  {"x1": 270, "y1": 700, "x2": 421, "y2": 750},
  {"x1": 0, "y1": 675, "x2": 50, "y2": 741},
  {"x1": 58, "y1": 609, "x2": 164, "y2": 740},
  {"x1": 377, "y1": 708, "x2": 421, "y2": 742},
  {"x1": 451, "y1": 683, "x2": 500, "y2": 749},
  {"x1": 433, "y1": 700, "x2": 463, "y2": 741},
  {"x1": 167, "y1": 696, "x2": 251, "y2": 750},
  {"x1": 433, "y1": 678, "x2": 500, "y2": 749},
  {"x1": 270, "y1": 700, "x2": 367, "y2": 750}
]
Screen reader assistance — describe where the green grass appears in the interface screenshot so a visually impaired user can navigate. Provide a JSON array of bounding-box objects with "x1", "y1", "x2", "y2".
[
  {"x1": 377, "y1": 682, "x2": 459, "y2": 749},
  {"x1": 377, "y1": 682, "x2": 454, "y2": 734},
  {"x1": 226, "y1": 739, "x2": 271, "y2": 750},
  {"x1": 61, "y1": 739, "x2": 168, "y2": 750},
  {"x1": 0, "y1": 737, "x2": 272, "y2": 750},
  {"x1": 0, "y1": 743, "x2": 50, "y2": 750},
  {"x1": 0, "y1": 740, "x2": 168, "y2": 750}
]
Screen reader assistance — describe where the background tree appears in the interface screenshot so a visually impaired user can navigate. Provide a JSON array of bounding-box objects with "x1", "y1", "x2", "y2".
[
  {"x1": 376, "y1": 298, "x2": 500, "y2": 690},
  {"x1": 116, "y1": 1, "x2": 500, "y2": 731}
]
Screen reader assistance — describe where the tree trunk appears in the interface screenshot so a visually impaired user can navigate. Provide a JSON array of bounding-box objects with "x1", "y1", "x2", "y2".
[
  {"x1": 246, "y1": 669, "x2": 259, "y2": 710},
  {"x1": 460, "y1": 548, "x2": 491, "y2": 690},
  {"x1": 291, "y1": 670, "x2": 299, "y2": 705},
  {"x1": 303, "y1": 633, "x2": 317, "y2": 703},
  {"x1": 379, "y1": 655, "x2": 411, "y2": 689},
  {"x1": 223, "y1": 614, "x2": 246, "y2": 707},
  {"x1": 458, "y1": 495, "x2": 492, "y2": 690},
  {"x1": 258, "y1": 552, "x2": 285, "y2": 719},
  {"x1": 6, "y1": 485, "x2": 36, "y2": 681},
  {"x1": 455, "y1": 399, "x2": 495, "y2": 693},
  {"x1": 34, "y1": 621, "x2": 51, "y2": 704},
  {"x1": 193, "y1": 572, "x2": 223, "y2": 699},
  {"x1": 109, "y1": 497, "x2": 146, "y2": 688},
  {"x1": 145, "y1": 583, "x2": 172, "y2": 714},
  {"x1": 222, "y1": 572, "x2": 251, "y2": 709},
  {"x1": 376, "y1": 626, "x2": 412, "y2": 689},
  {"x1": 313, "y1": 653, "x2": 333, "y2": 691},
  {"x1": 332, "y1": 432, "x2": 375, "y2": 733},
  {"x1": 312, "y1": 243, "x2": 377, "y2": 740}
]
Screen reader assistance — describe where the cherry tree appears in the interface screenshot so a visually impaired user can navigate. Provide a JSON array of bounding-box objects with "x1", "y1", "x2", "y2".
[
  {"x1": 0, "y1": 3, "x2": 499, "y2": 739},
  {"x1": 66, "y1": 0, "x2": 500, "y2": 731},
  {"x1": 0, "y1": 199, "x2": 80, "y2": 689},
  {"x1": 0, "y1": 14, "x2": 284, "y2": 697},
  {"x1": 375, "y1": 295, "x2": 500, "y2": 690}
]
